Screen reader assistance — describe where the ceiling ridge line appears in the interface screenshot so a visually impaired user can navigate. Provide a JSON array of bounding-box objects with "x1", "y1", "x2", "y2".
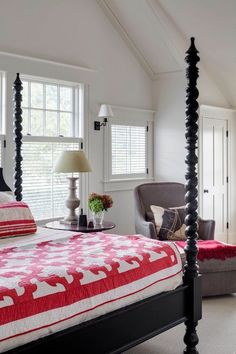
[
  {"x1": 97, "y1": 0, "x2": 155, "y2": 79},
  {"x1": 146, "y1": 0, "x2": 188, "y2": 69}
]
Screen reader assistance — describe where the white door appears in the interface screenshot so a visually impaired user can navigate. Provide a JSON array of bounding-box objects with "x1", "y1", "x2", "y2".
[{"x1": 201, "y1": 117, "x2": 228, "y2": 242}]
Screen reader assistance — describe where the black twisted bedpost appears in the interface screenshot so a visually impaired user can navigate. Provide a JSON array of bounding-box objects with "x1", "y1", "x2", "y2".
[
  {"x1": 183, "y1": 38, "x2": 201, "y2": 354},
  {"x1": 13, "y1": 73, "x2": 23, "y2": 201}
]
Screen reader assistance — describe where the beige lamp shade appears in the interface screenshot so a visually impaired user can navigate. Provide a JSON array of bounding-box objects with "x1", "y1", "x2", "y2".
[
  {"x1": 98, "y1": 104, "x2": 114, "y2": 118},
  {"x1": 53, "y1": 150, "x2": 92, "y2": 173}
]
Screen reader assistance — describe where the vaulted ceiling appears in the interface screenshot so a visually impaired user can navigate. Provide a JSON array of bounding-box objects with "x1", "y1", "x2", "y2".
[{"x1": 98, "y1": 0, "x2": 236, "y2": 107}]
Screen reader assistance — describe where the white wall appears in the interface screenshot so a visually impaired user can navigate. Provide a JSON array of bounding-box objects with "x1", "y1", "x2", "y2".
[
  {"x1": 153, "y1": 73, "x2": 186, "y2": 183},
  {"x1": 153, "y1": 70, "x2": 236, "y2": 243},
  {"x1": 0, "y1": 0, "x2": 153, "y2": 234},
  {"x1": 153, "y1": 71, "x2": 229, "y2": 183}
]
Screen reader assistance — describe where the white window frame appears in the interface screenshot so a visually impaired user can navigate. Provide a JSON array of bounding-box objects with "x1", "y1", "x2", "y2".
[
  {"x1": 104, "y1": 105, "x2": 154, "y2": 192},
  {"x1": 20, "y1": 74, "x2": 85, "y2": 222},
  {"x1": 108, "y1": 121, "x2": 148, "y2": 180},
  {"x1": 21, "y1": 75, "x2": 82, "y2": 138}
]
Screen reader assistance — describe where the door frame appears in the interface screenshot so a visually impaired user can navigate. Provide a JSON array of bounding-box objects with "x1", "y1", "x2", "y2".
[{"x1": 199, "y1": 105, "x2": 235, "y2": 243}]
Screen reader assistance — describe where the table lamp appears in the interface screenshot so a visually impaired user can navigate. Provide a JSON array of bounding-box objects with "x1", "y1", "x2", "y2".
[{"x1": 53, "y1": 150, "x2": 92, "y2": 224}]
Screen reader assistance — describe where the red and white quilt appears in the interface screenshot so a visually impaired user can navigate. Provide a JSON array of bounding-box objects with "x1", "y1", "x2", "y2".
[{"x1": 0, "y1": 228, "x2": 182, "y2": 352}]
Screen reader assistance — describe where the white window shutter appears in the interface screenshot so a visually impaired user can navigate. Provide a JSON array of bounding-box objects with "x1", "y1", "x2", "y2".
[{"x1": 111, "y1": 124, "x2": 146, "y2": 176}]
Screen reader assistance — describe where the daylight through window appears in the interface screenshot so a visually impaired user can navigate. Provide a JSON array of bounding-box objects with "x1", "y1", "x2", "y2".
[{"x1": 21, "y1": 76, "x2": 83, "y2": 220}]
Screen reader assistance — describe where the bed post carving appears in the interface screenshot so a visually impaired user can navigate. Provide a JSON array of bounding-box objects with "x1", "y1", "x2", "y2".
[
  {"x1": 183, "y1": 37, "x2": 201, "y2": 354},
  {"x1": 13, "y1": 73, "x2": 23, "y2": 201}
]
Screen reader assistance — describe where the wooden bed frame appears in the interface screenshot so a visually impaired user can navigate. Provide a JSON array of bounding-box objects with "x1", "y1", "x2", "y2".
[{"x1": 1, "y1": 37, "x2": 201, "y2": 354}]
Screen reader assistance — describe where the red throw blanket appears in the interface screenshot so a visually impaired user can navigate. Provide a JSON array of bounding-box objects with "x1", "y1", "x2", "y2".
[{"x1": 176, "y1": 240, "x2": 236, "y2": 261}]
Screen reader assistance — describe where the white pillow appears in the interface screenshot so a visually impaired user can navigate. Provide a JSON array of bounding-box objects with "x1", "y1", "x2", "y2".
[{"x1": 0, "y1": 191, "x2": 15, "y2": 203}]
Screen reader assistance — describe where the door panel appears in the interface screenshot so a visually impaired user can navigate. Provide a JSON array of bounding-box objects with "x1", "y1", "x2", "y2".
[{"x1": 202, "y1": 118, "x2": 228, "y2": 242}]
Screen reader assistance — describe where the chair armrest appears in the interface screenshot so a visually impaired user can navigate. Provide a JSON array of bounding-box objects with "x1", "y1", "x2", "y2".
[
  {"x1": 198, "y1": 216, "x2": 215, "y2": 240},
  {"x1": 134, "y1": 187, "x2": 158, "y2": 239},
  {"x1": 135, "y1": 218, "x2": 157, "y2": 239}
]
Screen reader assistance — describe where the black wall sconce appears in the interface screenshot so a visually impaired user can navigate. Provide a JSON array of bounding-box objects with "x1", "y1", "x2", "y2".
[{"x1": 94, "y1": 104, "x2": 114, "y2": 130}]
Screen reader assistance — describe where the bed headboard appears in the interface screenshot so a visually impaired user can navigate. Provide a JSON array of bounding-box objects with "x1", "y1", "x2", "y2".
[{"x1": 0, "y1": 167, "x2": 11, "y2": 192}]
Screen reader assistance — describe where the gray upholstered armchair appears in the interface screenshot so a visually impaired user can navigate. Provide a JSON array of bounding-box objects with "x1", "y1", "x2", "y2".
[{"x1": 134, "y1": 182, "x2": 215, "y2": 240}]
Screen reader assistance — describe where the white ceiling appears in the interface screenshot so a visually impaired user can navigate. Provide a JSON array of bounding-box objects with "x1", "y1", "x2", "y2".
[
  {"x1": 100, "y1": 0, "x2": 236, "y2": 107},
  {"x1": 102, "y1": 0, "x2": 180, "y2": 75}
]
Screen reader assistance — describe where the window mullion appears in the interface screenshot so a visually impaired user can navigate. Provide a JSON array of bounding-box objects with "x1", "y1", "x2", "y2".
[
  {"x1": 28, "y1": 81, "x2": 31, "y2": 134},
  {"x1": 43, "y1": 83, "x2": 46, "y2": 136},
  {"x1": 57, "y1": 85, "x2": 60, "y2": 136},
  {"x1": 21, "y1": 107, "x2": 73, "y2": 114}
]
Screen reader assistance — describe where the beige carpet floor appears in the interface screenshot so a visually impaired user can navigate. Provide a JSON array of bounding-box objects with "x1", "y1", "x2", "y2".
[{"x1": 124, "y1": 294, "x2": 236, "y2": 354}]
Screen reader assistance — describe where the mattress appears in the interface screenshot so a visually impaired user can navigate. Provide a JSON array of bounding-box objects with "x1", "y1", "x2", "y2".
[{"x1": 0, "y1": 227, "x2": 183, "y2": 352}]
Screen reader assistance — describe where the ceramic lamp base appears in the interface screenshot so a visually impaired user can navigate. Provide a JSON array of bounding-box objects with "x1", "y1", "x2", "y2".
[
  {"x1": 63, "y1": 176, "x2": 80, "y2": 224},
  {"x1": 60, "y1": 218, "x2": 79, "y2": 225}
]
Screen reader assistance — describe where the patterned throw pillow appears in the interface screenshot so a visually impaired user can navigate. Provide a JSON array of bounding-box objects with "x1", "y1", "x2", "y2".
[
  {"x1": 0, "y1": 201, "x2": 37, "y2": 238},
  {"x1": 150, "y1": 205, "x2": 186, "y2": 241}
]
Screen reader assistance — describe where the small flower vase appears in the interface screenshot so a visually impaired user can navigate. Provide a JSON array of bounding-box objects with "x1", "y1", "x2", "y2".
[{"x1": 92, "y1": 210, "x2": 104, "y2": 226}]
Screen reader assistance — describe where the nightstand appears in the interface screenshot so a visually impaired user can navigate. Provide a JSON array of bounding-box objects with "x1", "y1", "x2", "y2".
[{"x1": 45, "y1": 220, "x2": 116, "y2": 233}]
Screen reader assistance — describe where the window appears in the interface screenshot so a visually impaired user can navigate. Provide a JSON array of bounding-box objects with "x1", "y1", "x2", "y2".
[
  {"x1": 21, "y1": 76, "x2": 84, "y2": 221},
  {"x1": 22, "y1": 78, "x2": 78, "y2": 137},
  {"x1": 22, "y1": 140, "x2": 80, "y2": 220},
  {"x1": 104, "y1": 107, "x2": 154, "y2": 187},
  {"x1": 111, "y1": 124, "x2": 146, "y2": 176}
]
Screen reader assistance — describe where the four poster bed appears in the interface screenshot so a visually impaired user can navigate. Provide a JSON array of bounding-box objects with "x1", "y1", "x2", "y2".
[{"x1": 0, "y1": 38, "x2": 201, "y2": 353}]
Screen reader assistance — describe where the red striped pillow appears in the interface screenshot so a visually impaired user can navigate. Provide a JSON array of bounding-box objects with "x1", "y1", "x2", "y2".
[{"x1": 0, "y1": 201, "x2": 37, "y2": 238}]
